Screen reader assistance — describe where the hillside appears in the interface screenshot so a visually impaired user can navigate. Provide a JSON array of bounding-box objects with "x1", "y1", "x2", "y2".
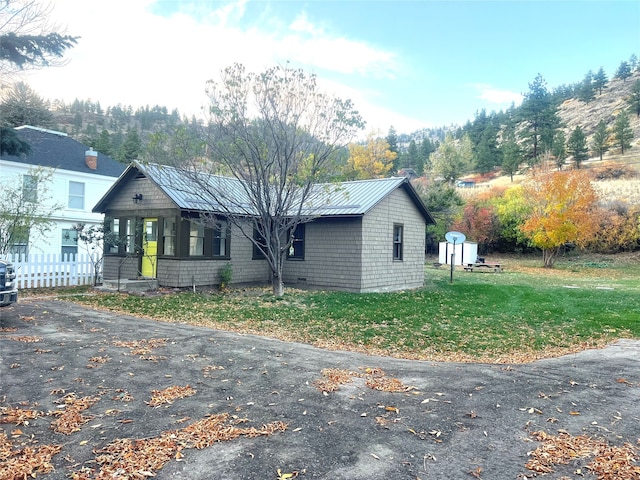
[{"x1": 557, "y1": 70, "x2": 640, "y2": 156}]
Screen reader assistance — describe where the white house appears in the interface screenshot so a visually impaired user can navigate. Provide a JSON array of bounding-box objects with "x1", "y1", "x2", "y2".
[{"x1": 0, "y1": 126, "x2": 126, "y2": 257}]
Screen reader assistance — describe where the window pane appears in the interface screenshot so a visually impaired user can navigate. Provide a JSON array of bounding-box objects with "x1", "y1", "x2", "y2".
[
  {"x1": 189, "y1": 222, "x2": 204, "y2": 256},
  {"x1": 213, "y1": 222, "x2": 230, "y2": 257},
  {"x1": 23, "y1": 175, "x2": 38, "y2": 203},
  {"x1": 125, "y1": 219, "x2": 136, "y2": 253},
  {"x1": 253, "y1": 228, "x2": 266, "y2": 259},
  {"x1": 107, "y1": 219, "x2": 119, "y2": 253},
  {"x1": 68, "y1": 181, "x2": 85, "y2": 209},
  {"x1": 288, "y1": 224, "x2": 305, "y2": 259},
  {"x1": 393, "y1": 225, "x2": 403, "y2": 260},
  {"x1": 61, "y1": 229, "x2": 78, "y2": 258},
  {"x1": 163, "y1": 217, "x2": 176, "y2": 256}
]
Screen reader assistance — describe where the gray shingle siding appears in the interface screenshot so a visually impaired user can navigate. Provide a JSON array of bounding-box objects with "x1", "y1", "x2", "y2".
[
  {"x1": 360, "y1": 189, "x2": 426, "y2": 292},
  {"x1": 283, "y1": 217, "x2": 363, "y2": 291}
]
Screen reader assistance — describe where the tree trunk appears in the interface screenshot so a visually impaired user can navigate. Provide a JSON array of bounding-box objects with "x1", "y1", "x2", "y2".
[
  {"x1": 542, "y1": 247, "x2": 559, "y2": 268},
  {"x1": 272, "y1": 275, "x2": 284, "y2": 297}
]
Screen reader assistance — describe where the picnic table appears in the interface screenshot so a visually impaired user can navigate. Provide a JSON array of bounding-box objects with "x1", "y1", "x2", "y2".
[{"x1": 463, "y1": 261, "x2": 503, "y2": 272}]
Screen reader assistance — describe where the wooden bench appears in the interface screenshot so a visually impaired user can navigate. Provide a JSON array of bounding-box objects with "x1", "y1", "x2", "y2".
[{"x1": 463, "y1": 262, "x2": 503, "y2": 272}]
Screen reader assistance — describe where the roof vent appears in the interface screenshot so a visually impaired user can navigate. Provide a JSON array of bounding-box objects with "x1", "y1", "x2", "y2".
[{"x1": 85, "y1": 148, "x2": 98, "y2": 170}]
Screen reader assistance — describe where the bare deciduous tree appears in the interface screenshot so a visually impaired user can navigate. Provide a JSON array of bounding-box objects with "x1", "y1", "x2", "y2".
[{"x1": 166, "y1": 63, "x2": 364, "y2": 296}]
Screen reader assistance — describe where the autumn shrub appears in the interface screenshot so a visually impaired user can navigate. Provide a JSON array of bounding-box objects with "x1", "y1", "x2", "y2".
[
  {"x1": 589, "y1": 162, "x2": 636, "y2": 180},
  {"x1": 587, "y1": 203, "x2": 640, "y2": 253},
  {"x1": 450, "y1": 198, "x2": 500, "y2": 253}
]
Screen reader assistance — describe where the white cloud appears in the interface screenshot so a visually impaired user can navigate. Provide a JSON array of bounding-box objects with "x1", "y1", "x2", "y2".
[
  {"x1": 20, "y1": 0, "x2": 403, "y2": 133},
  {"x1": 473, "y1": 83, "x2": 523, "y2": 105}
]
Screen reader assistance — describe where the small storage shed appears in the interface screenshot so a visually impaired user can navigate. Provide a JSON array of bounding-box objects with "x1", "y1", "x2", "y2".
[{"x1": 438, "y1": 241, "x2": 478, "y2": 266}]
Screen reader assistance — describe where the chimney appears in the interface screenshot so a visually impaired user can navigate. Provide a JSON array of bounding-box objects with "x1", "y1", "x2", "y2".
[{"x1": 85, "y1": 148, "x2": 98, "y2": 170}]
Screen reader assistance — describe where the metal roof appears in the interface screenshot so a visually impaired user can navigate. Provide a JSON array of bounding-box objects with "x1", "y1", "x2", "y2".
[{"x1": 95, "y1": 162, "x2": 435, "y2": 224}]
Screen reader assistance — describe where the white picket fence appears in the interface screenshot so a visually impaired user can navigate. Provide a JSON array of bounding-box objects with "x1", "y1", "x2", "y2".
[{"x1": 4, "y1": 253, "x2": 98, "y2": 289}]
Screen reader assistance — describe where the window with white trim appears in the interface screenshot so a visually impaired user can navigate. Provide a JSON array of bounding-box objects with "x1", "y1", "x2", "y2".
[{"x1": 68, "y1": 181, "x2": 85, "y2": 209}]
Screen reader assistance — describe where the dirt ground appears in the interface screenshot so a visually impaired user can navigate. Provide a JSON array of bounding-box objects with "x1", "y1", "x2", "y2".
[{"x1": 1, "y1": 298, "x2": 639, "y2": 479}]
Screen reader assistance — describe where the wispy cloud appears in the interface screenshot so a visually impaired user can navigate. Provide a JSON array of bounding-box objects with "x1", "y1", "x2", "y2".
[
  {"x1": 24, "y1": 0, "x2": 400, "y2": 122},
  {"x1": 473, "y1": 84, "x2": 523, "y2": 105}
]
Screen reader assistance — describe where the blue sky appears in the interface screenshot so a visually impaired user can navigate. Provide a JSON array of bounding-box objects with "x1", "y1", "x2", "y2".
[{"x1": 24, "y1": 0, "x2": 640, "y2": 135}]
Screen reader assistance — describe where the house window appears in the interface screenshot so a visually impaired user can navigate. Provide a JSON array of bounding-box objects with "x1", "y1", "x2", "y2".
[
  {"x1": 22, "y1": 175, "x2": 38, "y2": 203},
  {"x1": 124, "y1": 219, "x2": 136, "y2": 254},
  {"x1": 105, "y1": 218, "x2": 120, "y2": 253},
  {"x1": 189, "y1": 222, "x2": 204, "y2": 256},
  {"x1": 252, "y1": 228, "x2": 266, "y2": 260},
  {"x1": 393, "y1": 224, "x2": 403, "y2": 261},
  {"x1": 287, "y1": 224, "x2": 305, "y2": 260},
  {"x1": 8, "y1": 227, "x2": 29, "y2": 259},
  {"x1": 68, "y1": 181, "x2": 85, "y2": 209},
  {"x1": 61, "y1": 228, "x2": 78, "y2": 258},
  {"x1": 213, "y1": 222, "x2": 231, "y2": 258},
  {"x1": 163, "y1": 217, "x2": 176, "y2": 256}
]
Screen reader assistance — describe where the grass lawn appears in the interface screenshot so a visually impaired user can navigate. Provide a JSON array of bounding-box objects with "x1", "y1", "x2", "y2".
[{"x1": 51, "y1": 253, "x2": 640, "y2": 363}]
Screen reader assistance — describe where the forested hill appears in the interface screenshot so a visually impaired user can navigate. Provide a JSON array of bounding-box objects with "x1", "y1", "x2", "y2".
[{"x1": 1, "y1": 55, "x2": 638, "y2": 167}]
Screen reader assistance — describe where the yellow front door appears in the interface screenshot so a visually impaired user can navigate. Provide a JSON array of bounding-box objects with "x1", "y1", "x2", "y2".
[{"x1": 141, "y1": 218, "x2": 158, "y2": 278}]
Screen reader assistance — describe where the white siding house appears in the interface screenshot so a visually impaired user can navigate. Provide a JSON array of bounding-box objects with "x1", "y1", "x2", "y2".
[{"x1": 0, "y1": 126, "x2": 126, "y2": 257}]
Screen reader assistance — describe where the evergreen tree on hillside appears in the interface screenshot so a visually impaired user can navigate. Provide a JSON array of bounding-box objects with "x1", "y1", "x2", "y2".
[
  {"x1": 406, "y1": 139, "x2": 419, "y2": 171},
  {"x1": 628, "y1": 80, "x2": 640, "y2": 117},
  {"x1": 518, "y1": 74, "x2": 560, "y2": 164},
  {"x1": 118, "y1": 128, "x2": 142, "y2": 161},
  {"x1": 591, "y1": 120, "x2": 609, "y2": 161},
  {"x1": 629, "y1": 54, "x2": 638, "y2": 72},
  {"x1": 552, "y1": 130, "x2": 567, "y2": 170},
  {"x1": 386, "y1": 126, "x2": 399, "y2": 172},
  {"x1": 613, "y1": 111, "x2": 633, "y2": 154},
  {"x1": 578, "y1": 70, "x2": 595, "y2": 103},
  {"x1": 95, "y1": 129, "x2": 113, "y2": 156},
  {"x1": 567, "y1": 126, "x2": 588, "y2": 168},
  {"x1": 419, "y1": 138, "x2": 436, "y2": 174},
  {"x1": 615, "y1": 61, "x2": 632, "y2": 82},
  {"x1": 500, "y1": 127, "x2": 522, "y2": 182},
  {"x1": 593, "y1": 67, "x2": 608, "y2": 95}
]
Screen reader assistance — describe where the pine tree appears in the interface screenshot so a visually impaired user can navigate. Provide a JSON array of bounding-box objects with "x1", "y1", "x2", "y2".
[
  {"x1": 419, "y1": 138, "x2": 435, "y2": 174},
  {"x1": 613, "y1": 111, "x2": 633, "y2": 154},
  {"x1": 385, "y1": 126, "x2": 400, "y2": 173},
  {"x1": 406, "y1": 139, "x2": 419, "y2": 171},
  {"x1": 591, "y1": 120, "x2": 609, "y2": 161},
  {"x1": 593, "y1": 67, "x2": 608, "y2": 95},
  {"x1": 0, "y1": 81, "x2": 53, "y2": 128},
  {"x1": 119, "y1": 129, "x2": 143, "y2": 161},
  {"x1": 578, "y1": 70, "x2": 595, "y2": 103},
  {"x1": 499, "y1": 127, "x2": 522, "y2": 182},
  {"x1": 567, "y1": 126, "x2": 589, "y2": 168},
  {"x1": 551, "y1": 130, "x2": 567, "y2": 170},
  {"x1": 518, "y1": 74, "x2": 560, "y2": 163},
  {"x1": 628, "y1": 80, "x2": 640, "y2": 117},
  {"x1": 614, "y1": 61, "x2": 632, "y2": 82}
]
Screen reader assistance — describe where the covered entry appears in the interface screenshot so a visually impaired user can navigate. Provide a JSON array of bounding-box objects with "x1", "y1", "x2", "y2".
[{"x1": 141, "y1": 218, "x2": 157, "y2": 277}]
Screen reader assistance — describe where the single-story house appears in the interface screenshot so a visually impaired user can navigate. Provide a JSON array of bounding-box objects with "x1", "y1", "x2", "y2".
[{"x1": 93, "y1": 161, "x2": 435, "y2": 293}]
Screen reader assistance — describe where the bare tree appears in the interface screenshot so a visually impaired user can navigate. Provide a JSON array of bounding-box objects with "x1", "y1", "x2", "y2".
[{"x1": 167, "y1": 63, "x2": 364, "y2": 296}]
